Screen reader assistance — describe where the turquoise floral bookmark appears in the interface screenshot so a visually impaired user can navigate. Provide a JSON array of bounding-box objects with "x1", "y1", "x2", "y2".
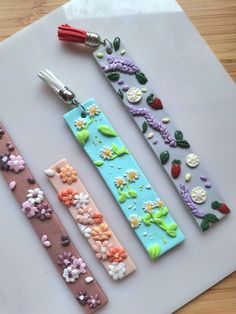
[{"x1": 38, "y1": 69, "x2": 184, "y2": 261}]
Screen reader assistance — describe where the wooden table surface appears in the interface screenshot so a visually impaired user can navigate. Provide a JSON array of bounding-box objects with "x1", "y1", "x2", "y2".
[{"x1": 0, "y1": 1, "x2": 235, "y2": 313}]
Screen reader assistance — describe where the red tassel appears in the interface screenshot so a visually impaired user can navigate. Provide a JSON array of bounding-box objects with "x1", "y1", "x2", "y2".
[{"x1": 58, "y1": 24, "x2": 87, "y2": 43}]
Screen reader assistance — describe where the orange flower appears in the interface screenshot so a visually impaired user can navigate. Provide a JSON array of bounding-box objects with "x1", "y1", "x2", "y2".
[
  {"x1": 107, "y1": 247, "x2": 127, "y2": 263},
  {"x1": 91, "y1": 224, "x2": 112, "y2": 241},
  {"x1": 59, "y1": 164, "x2": 77, "y2": 185},
  {"x1": 58, "y1": 188, "x2": 77, "y2": 207},
  {"x1": 93, "y1": 211, "x2": 103, "y2": 224}
]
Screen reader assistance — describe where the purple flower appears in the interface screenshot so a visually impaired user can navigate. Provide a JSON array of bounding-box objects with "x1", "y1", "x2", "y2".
[
  {"x1": 22, "y1": 201, "x2": 38, "y2": 218},
  {"x1": 72, "y1": 258, "x2": 87, "y2": 274},
  {"x1": 87, "y1": 294, "x2": 101, "y2": 308},
  {"x1": 36, "y1": 203, "x2": 53, "y2": 220},
  {"x1": 103, "y1": 56, "x2": 140, "y2": 74},
  {"x1": 57, "y1": 252, "x2": 75, "y2": 268},
  {"x1": 7, "y1": 155, "x2": 25, "y2": 173},
  {"x1": 0, "y1": 153, "x2": 10, "y2": 170},
  {"x1": 179, "y1": 184, "x2": 204, "y2": 218},
  {"x1": 76, "y1": 290, "x2": 89, "y2": 305},
  {"x1": 128, "y1": 106, "x2": 177, "y2": 147}
]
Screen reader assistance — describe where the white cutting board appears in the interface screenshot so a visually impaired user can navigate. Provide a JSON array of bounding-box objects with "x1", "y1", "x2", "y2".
[{"x1": 0, "y1": 1, "x2": 235, "y2": 313}]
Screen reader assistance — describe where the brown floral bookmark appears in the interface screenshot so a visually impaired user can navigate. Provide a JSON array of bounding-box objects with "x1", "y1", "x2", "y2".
[
  {"x1": 0, "y1": 124, "x2": 108, "y2": 313},
  {"x1": 45, "y1": 159, "x2": 136, "y2": 280}
]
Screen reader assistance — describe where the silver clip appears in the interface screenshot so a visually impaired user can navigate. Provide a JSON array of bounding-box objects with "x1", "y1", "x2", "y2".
[{"x1": 38, "y1": 69, "x2": 85, "y2": 112}]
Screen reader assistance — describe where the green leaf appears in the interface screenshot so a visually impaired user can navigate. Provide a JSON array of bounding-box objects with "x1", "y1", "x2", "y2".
[
  {"x1": 148, "y1": 243, "x2": 161, "y2": 261},
  {"x1": 168, "y1": 223, "x2": 177, "y2": 231},
  {"x1": 142, "y1": 213, "x2": 152, "y2": 226},
  {"x1": 153, "y1": 217, "x2": 162, "y2": 225},
  {"x1": 111, "y1": 143, "x2": 120, "y2": 154},
  {"x1": 176, "y1": 140, "x2": 190, "y2": 148},
  {"x1": 117, "y1": 145, "x2": 129, "y2": 156},
  {"x1": 160, "y1": 151, "x2": 170, "y2": 165},
  {"x1": 93, "y1": 160, "x2": 104, "y2": 166},
  {"x1": 135, "y1": 72, "x2": 148, "y2": 84},
  {"x1": 98, "y1": 125, "x2": 117, "y2": 137},
  {"x1": 204, "y1": 213, "x2": 219, "y2": 223},
  {"x1": 201, "y1": 219, "x2": 209, "y2": 231},
  {"x1": 118, "y1": 89, "x2": 124, "y2": 99},
  {"x1": 152, "y1": 211, "x2": 162, "y2": 219},
  {"x1": 211, "y1": 201, "x2": 221, "y2": 209},
  {"x1": 175, "y1": 130, "x2": 184, "y2": 140},
  {"x1": 166, "y1": 229, "x2": 177, "y2": 238},
  {"x1": 113, "y1": 37, "x2": 120, "y2": 51},
  {"x1": 107, "y1": 72, "x2": 120, "y2": 81},
  {"x1": 128, "y1": 189, "x2": 137, "y2": 198},
  {"x1": 142, "y1": 121, "x2": 148, "y2": 134},
  {"x1": 76, "y1": 129, "x2": 89, "y2": 146},
  {"x1": 160, "y1": 206, "x2": 169, "y2": 216},
  {"x1": 118, "y1": 193, "x2": 126, "y2": 203}
]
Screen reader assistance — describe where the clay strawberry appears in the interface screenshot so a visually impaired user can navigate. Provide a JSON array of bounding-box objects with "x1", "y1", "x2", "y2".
[
  {"x1": 211, "y1": 201, "x2": 230, "y2": 214},
  {"x1": 171, "y1": 159, "x2": 181, "y2": 178},
  {"x1": 146, "y1": 94, "x2": 163, "y2": 110}
]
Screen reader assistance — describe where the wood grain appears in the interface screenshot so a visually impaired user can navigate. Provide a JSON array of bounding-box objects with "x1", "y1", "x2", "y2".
[{"x1": 0, "y1": 1, "x2": 235, "y2": 313}]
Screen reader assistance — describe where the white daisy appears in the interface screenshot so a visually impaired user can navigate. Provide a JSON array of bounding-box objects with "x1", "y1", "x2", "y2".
[
  {"x1": 63, "y1": 266, "x2": 80, "y2": 283},
  {"x1": 86, "y1": 104, "x2": 100, "y2": 117},
  {"x1": 125, "y1": 169, "x2": 139, "y2": 182},
  {"x1": 114, "y1": 177, "x2": 126, "y2": 188},
  {"x1": 73, "y1": 193, "x2": 89, "y2": 209},
  {"x1": 74, "y1": 119, "x2": 86, "y2": 130},
  {"x1": 108, "y1": 262, "x2": 126, "y2": 280},
  {"x1": 129, "y1": 214, "x2": 141, "y2": 229},
  {"x1": 143, "y1": 201, "x2": 155, "y2": 213},
  {"x1": 100, "y1": 146, "x2": 113, "y2": 160},
  {"x1": 27, "y1": 188, "x2": 44, "y2": 205}
]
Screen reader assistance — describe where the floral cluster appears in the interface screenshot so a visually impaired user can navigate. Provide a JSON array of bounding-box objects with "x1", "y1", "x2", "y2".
[
  {"x1": 0, "y1": 154, "x2": 25, "y2": 172},
  {"x1": 57, "y1": 252, "x2": 87, "y2": 283},
  {"x1": 76, "y1": 290, "x2": 101, "y2": 308},
  {"x1": 21, "y1": 188, "x2": 53, "y2": 220}
]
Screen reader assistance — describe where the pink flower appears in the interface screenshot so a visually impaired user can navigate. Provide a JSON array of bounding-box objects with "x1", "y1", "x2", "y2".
[
  {"x1": 7, "y1": 155, "x2": 25, "y2": 173},
  {"x1": 76, "y1": 207, "x2": 94, "y2": 225},
  {"x1": 92, "y1": 241, "x2": 112, "y2": 260},
  {"x1": 72, "y1": 258, "x2": 87, "y2": 274},
  {"x1": 22, "y1": 201, "x2": 38, "y2": 218}
]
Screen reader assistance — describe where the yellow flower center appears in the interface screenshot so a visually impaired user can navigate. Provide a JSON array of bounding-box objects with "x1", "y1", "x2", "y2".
[
  {"x1": 76, "y1": 120, "x2": 84, "y2": 127},
  {"x1": 90, "y1": 107, "x2": 97, "y2": 114},
  {"x1": 104, "y1": 149, "x2": 111, "y2": 156}
]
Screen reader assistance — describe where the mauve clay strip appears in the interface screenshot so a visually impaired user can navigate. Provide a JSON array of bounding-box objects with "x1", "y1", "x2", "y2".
[
  {"x1": 46, "y1": 159, "x2": 136, "y2": 280},
  {"x1": 0, "y1": 124, "x2": 108, "y2": 313}
]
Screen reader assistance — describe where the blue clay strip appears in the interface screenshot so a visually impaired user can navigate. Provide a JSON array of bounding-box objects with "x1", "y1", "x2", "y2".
[{"x1": 64, "y1": 98, "x2": 185, "y2": 261}]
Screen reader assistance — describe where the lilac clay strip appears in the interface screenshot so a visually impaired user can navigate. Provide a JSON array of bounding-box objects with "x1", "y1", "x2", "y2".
[
  {"x1": 128, "y1": 105, "x2": 177, "y2": 147},
  {"x1": 102, "y1": 56, "x2": 140, "y2": 74},
  {"x1": 179, "y1": 184, "x2": 204, "y2": 218}
]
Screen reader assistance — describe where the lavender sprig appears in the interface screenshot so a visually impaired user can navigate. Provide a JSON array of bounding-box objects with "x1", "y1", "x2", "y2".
[
  {"x1": 179, "y1": 184, "x2": 204, "y2": 218},
  {"x1": 102, "y1": 56, "x2": 140, "y2": 74},
  {"x1": 128, "y1": 105, "x2": 177, "y2": 147}
]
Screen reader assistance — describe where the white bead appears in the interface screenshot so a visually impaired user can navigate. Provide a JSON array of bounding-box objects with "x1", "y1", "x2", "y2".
[{"x1": 85, "y1": 276, "x2": 94, "y2": 283}]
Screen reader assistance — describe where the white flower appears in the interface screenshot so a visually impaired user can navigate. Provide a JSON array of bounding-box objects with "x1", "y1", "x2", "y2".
[
  {"x1": 27, "y1": 188, "x2": 44, "y2": 205},
  {"x1": 87, "y1": 104, "x2": 100, "y2": 117},
  {"x1": 108, "y1": 262, "x2": 126, "y2": 280},
  {"x1": 125, "y1": 169, "x2": 139, "y2": 182},
  {"x1": 73, "y1": 193, "x2": 89, "y2": 209},
  {"x1": 78, "y1": 224, "x2": 92, "y2": 238},
  {"x1": 74, "y1": 119, "x2": 86, "y2": 130},
  {"x1": 63, "y1": 266, "x2": 80, "y2": 283},
  {"x1": 114, "y1": 177, "x2": 126, "y2": 188},
  {"x1": 143, "y1": 201, "x2": 155, "y2": 213},
  {"x1": 100, "y1": 146, "x2": 113, "y2": 160},
  {"x1": 129, "y1": 214, "x2": 141, "y2": 229}
]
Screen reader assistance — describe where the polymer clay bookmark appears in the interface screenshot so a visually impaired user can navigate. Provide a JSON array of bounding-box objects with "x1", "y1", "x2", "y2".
[
  {"x1": 0, "y1": 124, "x2": 107, "y2": 313},
  {"x1": 57, "y1": 25, "x2": 231, "y2": 232},
  {"x1": 46, "y1": 158, "x2": 136, "y2": 280},
  {"x1": 38, "y1": 69, "x2": 185, "y2": 261}
]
